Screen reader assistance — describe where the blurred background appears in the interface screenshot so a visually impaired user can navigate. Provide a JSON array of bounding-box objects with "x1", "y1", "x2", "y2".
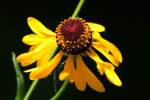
[{"x1": 0, "y1": 0, "x2": 149, "y2": 99}]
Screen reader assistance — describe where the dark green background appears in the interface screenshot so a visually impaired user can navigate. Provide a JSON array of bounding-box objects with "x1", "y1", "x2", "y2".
[{"x1": 0, "y1": 0, "x2": 149, "y2": 99}]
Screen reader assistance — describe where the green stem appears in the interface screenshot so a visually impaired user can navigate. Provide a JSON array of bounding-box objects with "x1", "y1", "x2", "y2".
[
  {"x1": 23, "y1": 80, "x2": 39, "y2": 100},
  {"x1": 72, "y1": 0, "x2": 86, "y2": 18},
  {"x1": 50, "y1": 80, "x2": 69, "y2": 100},
  {"x1": 12, "y1": 52, "x2": 25, "y2": 100}
]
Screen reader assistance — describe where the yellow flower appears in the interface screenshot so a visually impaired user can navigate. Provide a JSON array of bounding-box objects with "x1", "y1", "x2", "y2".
[{"x1": 17, "y1": 17, "x2": 123, "y2": 92}]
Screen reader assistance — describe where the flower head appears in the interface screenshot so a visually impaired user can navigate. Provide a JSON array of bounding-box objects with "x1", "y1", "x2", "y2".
[
  {"x1": 56, "y1": 18, "x2": 92, "y2": 54},
  {"x1": 17, "y1": 17, "x2": 123, "y2": 92}
]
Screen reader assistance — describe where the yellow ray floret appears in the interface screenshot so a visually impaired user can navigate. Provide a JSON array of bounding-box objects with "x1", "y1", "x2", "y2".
[
  {"x1": 27, "y1": 17, "x2": 56, "y2": 37},
  {"x1": 85, "y1": 48, "x2": 103, "y2": 75},
  {"x1": 22, "y1": 34, "x2": 53, "y2": 45},
  {"x1": 87, "y1": 22, "x2": 105, "y2": 32},
  {"x1": 17, "y1": 39, "x2": 56, "y2": 66},
  {"x1": 76, "y1": 55, "x2": 105, "y2": 92},
  {"x1": 24, "y1": 51, "x2": 64, "y2": 80},
  {"x1": 85, "y1": 48, "x2": 122, "y2": 87},
  {"x1": 104, "y1": 66, "x2": 122, "y2": 87},
  {"x1": 93, "y1": 32, "x2": 123, "y2": 63},
  {"x1": 59, "y1": 55, "x2": 76, "y2": 83},
  {"x1": 92, "y1": 42, "x2": 120, "y2": 66}
]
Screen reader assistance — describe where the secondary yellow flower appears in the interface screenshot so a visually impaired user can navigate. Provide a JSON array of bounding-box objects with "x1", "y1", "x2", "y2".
[{"x1": 17, "y1": 17, "x2": 123, "y2": 92}]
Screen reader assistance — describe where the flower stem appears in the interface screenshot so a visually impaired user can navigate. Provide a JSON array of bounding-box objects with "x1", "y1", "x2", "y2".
[
  {"x1": 23, "y1": 80, "x2": 39, "y2": 100},
  {"x1": 72, "y1": 0, "x2": 86, "y2": 18},
  {"x1": 12, "y1": 52, "x2": 25, "y2": 100},
  {"x1": 50, "y1": 80, "x2": 69, "y2": 100}
]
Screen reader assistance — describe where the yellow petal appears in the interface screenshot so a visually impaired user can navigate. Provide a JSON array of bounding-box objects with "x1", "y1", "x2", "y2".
[
  {"x1": 94, "y1": 32, "x2": 123, "y2": 63},
  {"x1": 87, "y1": 22, "x2": 105, "y2": 32},
  {"x1": 92, "y1": 32, "x2": 103, "y2": 42},
  {"x1": 96, "y1": 63, "x2": 104, "y2": 75},
  {"x1": 74, "y1": 75, "x2": 86, "y2": 91},
  {"x1": 59, "y1": 71, "x2": 69, "y2": 81},
  {"x1": 85, "y1": 48, "x2": 103, "y2": 63},
  {"x1": 59, "y1": 55, "x2": 75, "y2": 81},
  {"x1": 17, "y1": 39, "x2": 55, "y2": 66},
  {"x1": 77, "y1": 55, "x2": 105, "y2": 92},
  {"x1": 85, "y1": 48, "x2": 103, "y2": 75},
  {"x1": 101, "y1": 62, "x2": 115, "y2": 71},
  {"x1": 102, "y1": 39, "x2": 122, "y2": 63},
  {"x1": 104, "y1": 68, "x2": 122, "y2": 87},
  {"x1": 75, "y1": 55, "x2": 86, "y2": 91},
  {"x1": 17, "y1": 53, "x2": 37, "y2": 67},
  {"x1": 22, "y1": 34, "x2": 51, "y2": 45},
  {"x1": 27, "y1": 17, "x2": 55, "y2": 36},
  {"x1": 92, "y1": 42, "x2": 119, "y2": 66},
  {"x1": 29, "y1": 51, "x2": 64, "y2": 80},
  {"x1": 37, "y1": 42, "x2": 57, "y2": 66},
  {"x1": 24, "y1": 67, "x2": 39, "y2": 73}
]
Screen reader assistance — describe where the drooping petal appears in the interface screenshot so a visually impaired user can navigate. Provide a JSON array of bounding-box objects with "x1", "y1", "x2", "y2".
[
  {"x1": 101, "y1": 38, "x2": 122, "y2": 63},
  {"x1": 100, "y1": 62, "x2": 115, "y2": 71},
  {"x1": 92, "y1": 42, "x2": 119, "y2": 66},
  {"x1": 27, "y1": 17, "x2": 56, "y2": 36},
  {"x1": 92, "y1": 32, "x2": 102, "y2": 42},
  {"x1": 85, "y1": 48, "x2": 103, "y2": 75},
  {"x1": 93, "y1": 32, "x2": 123, "y2": 63},
  {"x1": 29, "y1": 51, "x2": 64, "y2": 80},
  {"x1": 75, "y1": 55, "x2": 86, "y2": 91},
  {"x1": 59, "y1": 55, "x2": 75, "y2": 81},
  {"x1": 104, "y1": 68, "x2": 122, "y2": 87},
  {"x1": 87, "y1": 22, "x2": 105, "y2": 32},
  {"x1": 77, "y1": 55, "x2": 105, "y2": 92},
  {"x1": 17, "y1": 39, "x2": 55, "y2": 66},
  {"x1": 86, "y1": 48, "x2": 103, "y2": 63},
  {"x1": 22, "y1": 34, "x2": 52, "y2": 45}
]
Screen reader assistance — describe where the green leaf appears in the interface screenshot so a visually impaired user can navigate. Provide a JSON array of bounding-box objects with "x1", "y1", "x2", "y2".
[{"x1": 12, "y1": 52, "x2": 25, "y2": 100}]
